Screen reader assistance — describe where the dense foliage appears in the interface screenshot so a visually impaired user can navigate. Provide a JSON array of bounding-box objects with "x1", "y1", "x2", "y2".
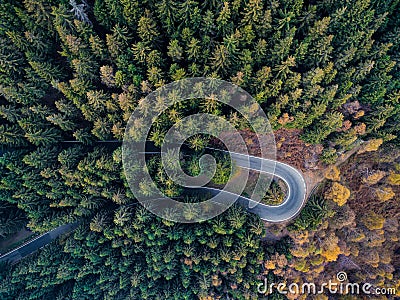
[
  {"x1": 0, "y1": 205, "x2": 267, "y2": 299},
  {"x1": 0, "y1": 0, "x2": 399, "y2": 299},
  {"x1": 264, "y1": 146, "x2": 400, "y2": 299}
]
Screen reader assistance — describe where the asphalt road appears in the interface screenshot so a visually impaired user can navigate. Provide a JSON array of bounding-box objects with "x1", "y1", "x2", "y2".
[
  {"x1": 0, "y1": 147, "x2": 307, "y2": 264},
  {"x1": 0, "y1": 223, "x2": 78, "y2": 264},
  {"x1": 204, "y1": 149, "x2": 307, "y2": 222},
  {"x1": 143, "y1": 146, "x2": 308, "y2": 222}
]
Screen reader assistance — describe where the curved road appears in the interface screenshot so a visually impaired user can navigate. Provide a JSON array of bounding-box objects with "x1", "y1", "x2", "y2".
[
  {"x1": 0, "y1": 148, "x2": 307, "y2": 264},
  {"x1": 204, "y1": 149, "x2": 307, "y2": 223}
]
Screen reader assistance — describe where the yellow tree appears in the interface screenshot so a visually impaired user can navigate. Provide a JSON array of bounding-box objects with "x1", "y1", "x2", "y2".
[
  {"x1": 324, "y1": 166, "x2": 340, "y2": 181},
  {"x1": 375, "y1": 187, "x2": 395, "y2": 201},
  {"x1": 387, "y1": 172, "x2": 400, "y2": 185},
  {"x1": 362, "y1": 170, "x2": 386, "y2": 185},
  {"x1": 320, "y1": 232, "x2": 341, "y2": 262},
  {"x1": 325, "y1": 182, "x2": 351, "y2": 206},
  {"x1": 360, "y1": 211, "x2": 385, "y2": 230},
  {"x1": 358, "y1": 138, "x2": 383, "y2": 153}
]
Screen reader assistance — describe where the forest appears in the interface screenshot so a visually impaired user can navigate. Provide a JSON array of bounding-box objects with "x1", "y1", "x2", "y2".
[{"x1": 0, "y1": 0, "x2": 399, "y2": 299}]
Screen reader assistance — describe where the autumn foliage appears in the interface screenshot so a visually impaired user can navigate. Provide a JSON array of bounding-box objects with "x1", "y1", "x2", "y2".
[{"x1": 325, "y1": 182, "x2": 351, "y2": 206}]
